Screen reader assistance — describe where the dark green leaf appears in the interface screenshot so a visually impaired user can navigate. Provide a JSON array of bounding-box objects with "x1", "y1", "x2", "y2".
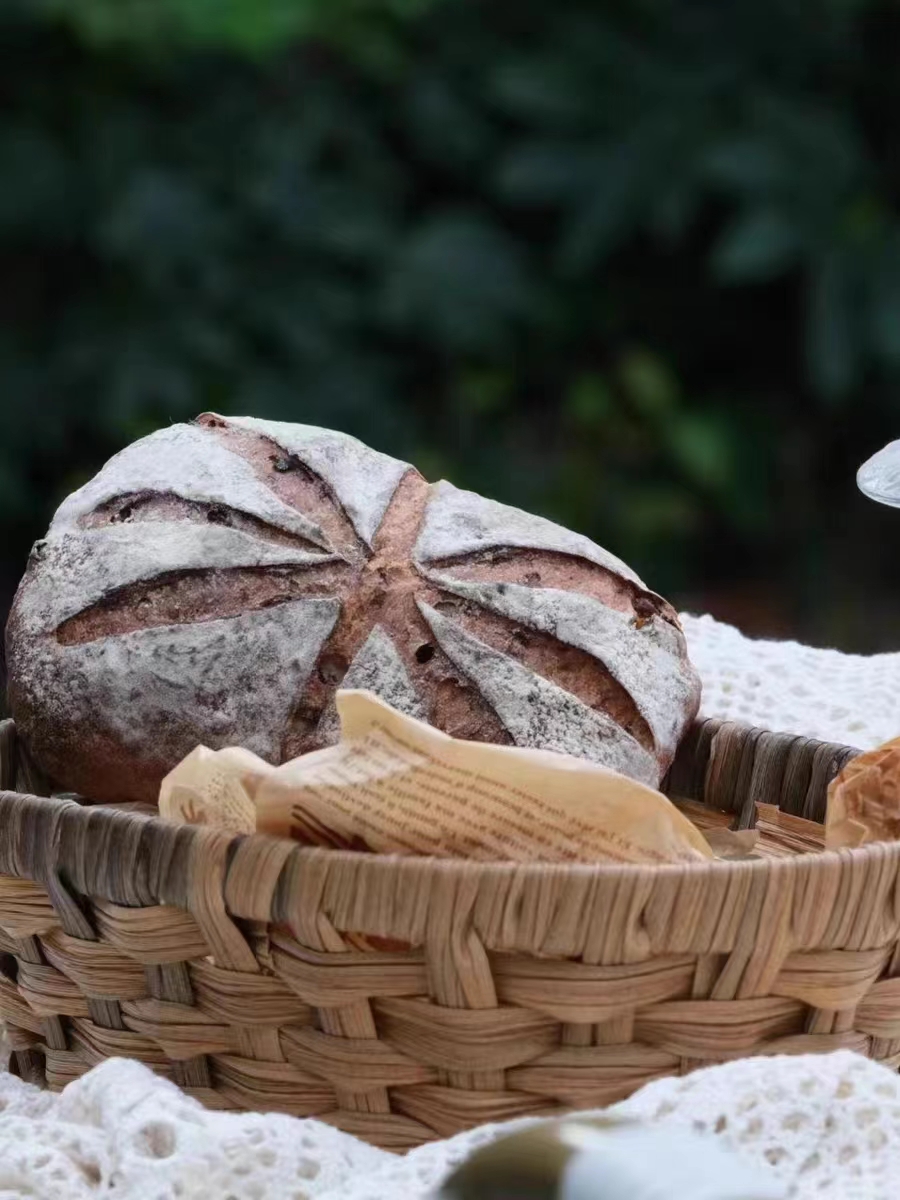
[
  {"x1": 712, "y1": 207, "x2": 802, "y2": 283},
  {"x1": 381, "y1": 211, "x2": 532, "y2": 353},
  {"x1": 665, "y1": 413, "x2": 734, "y2": 491},
  {"x1": 806, "y1": 253, "x2": 860, "y2": 400},
  {"x1": 703, "y1": 139, "x2": 789, "y2": 194},
  {"x1": 565, "y1": 374, "x2": 613, "y2": 427},
  {"x1": 618, "y1": 350, "x2": 679, "y2": 418}
]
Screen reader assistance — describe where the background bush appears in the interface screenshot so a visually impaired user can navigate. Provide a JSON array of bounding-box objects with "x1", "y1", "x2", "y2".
[{"x1": 3, "y1": 0, "x2": 900, "y2": 694}]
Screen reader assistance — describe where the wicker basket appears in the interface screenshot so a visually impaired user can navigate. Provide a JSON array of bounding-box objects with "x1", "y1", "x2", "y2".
[{"x1": 1, "y1": 714, "x2": 894, "y2": 1151}]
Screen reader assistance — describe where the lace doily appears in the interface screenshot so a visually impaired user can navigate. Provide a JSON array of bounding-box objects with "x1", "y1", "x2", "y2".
[
  {"x1": 682, "y1": 613, "x2": 900, "y2": 751},
  {"x1": 2, "y1": 614, "x2": 900, "y2": 1198},
  {"x1": 355, "y1": 1049, "x2": 900, "y2": 1199},
  {"x1": 0, "y1": 1051, "x2": 895, "y2": 1199},
  {"x1": 0, "y1": 1057, "x2": 389, "y2": 1200}
]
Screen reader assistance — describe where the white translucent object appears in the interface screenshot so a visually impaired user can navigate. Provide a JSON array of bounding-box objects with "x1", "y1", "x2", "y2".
[
  {"x1": 561, "y1": 1122, "x2": 785, "y2": 1200},
  {"x1": 857, "y1": 440, "x2": 900, "y2": 506},
  {"x1": 436, "y1": 1118, "x2": 785, "y2": 1199}
]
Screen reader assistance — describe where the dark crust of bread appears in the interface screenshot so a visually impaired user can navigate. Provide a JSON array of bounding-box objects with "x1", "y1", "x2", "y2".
[{"x1": 5, "y1": 415, "x2": 699, "y2": 802}]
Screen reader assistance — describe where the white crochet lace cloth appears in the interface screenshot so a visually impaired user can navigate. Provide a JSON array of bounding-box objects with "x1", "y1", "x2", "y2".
[
  {"x1": 0, "y1": 1051, "x2": 896, "y2": 1199},
  {"x1": 682, "y1": 613, "x2": 900, "y2": 751},
  {"x1": 2, "y1": 613, "x2": 900, "y2": 1199}
]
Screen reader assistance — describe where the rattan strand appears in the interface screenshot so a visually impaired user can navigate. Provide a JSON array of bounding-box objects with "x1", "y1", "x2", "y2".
[{"x1": 0, "y1": 715, "x2": 881, "y2": 1149}]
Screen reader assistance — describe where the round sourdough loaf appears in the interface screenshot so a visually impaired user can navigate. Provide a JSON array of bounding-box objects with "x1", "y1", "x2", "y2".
[{"x1": 6, "y1": 414, "x2": 701, "y2": 803}]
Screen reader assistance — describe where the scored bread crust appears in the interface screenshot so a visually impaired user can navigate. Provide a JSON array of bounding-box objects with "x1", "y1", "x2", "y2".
[{"x1": 5, "y1": 413, "x2": 701, "y2": 803}]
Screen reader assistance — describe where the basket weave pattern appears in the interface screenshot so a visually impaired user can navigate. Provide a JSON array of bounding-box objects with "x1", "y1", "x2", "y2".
[{"x1": 0, "y1": 716, "x2": 892, "y2": 1150}]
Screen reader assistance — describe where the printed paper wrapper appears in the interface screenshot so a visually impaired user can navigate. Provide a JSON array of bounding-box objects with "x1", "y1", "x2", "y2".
[{"x1": 160, "y1": 689, "x2": 713, "y2": 866}]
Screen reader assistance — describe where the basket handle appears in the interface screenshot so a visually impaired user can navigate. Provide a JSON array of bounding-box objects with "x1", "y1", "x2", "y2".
[{"x1": 663, "y1": 718, "x2": 859, "y2": 827}]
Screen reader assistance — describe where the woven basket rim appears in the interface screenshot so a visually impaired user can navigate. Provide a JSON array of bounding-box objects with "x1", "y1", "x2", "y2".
[
  {"x1": 0, "y1": 712, "x2": 871, "y2": 928},
  {"x1": 2, "y1": 786, "x2": 892, "y2": 932}
]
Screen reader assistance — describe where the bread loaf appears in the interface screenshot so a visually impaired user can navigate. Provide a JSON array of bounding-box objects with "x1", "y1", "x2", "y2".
[{"x1": 6, "y1": 413, "x2": 701, "y2": 803}]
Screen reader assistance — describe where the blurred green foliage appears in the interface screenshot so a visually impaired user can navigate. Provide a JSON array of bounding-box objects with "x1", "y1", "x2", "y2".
[
  {"x1": 35, "y1": 0, "x2": 433, "y2": 65},
  {"x1": 2, "y1": 0, "x2": 900, "y2": 661}
]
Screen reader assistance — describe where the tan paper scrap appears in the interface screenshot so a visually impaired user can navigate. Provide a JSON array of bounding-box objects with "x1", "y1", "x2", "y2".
[
  {"x1": 827, "y1": 737, "x2": 900, "y2": 850},
  {"x1": 161, "y1": 689, "x2": 714, "y2": 865}
]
